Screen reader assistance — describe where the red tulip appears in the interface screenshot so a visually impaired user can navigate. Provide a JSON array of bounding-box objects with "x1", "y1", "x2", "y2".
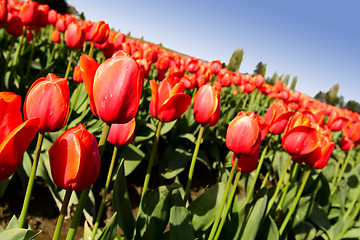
[
  {"x1": 24, "y1": 73, "x2": 70, "y2": 132},
  {"x1": 0, "y1": 92, "x2": 40, "y2": 182},
  {"x1": 282, "y1": 112, "x2": 321, "y2": 156},
  {"x1": 193, "y1": 84, "x2": 220, "y2": 126},
  {"x1": 231, "y1": 149, "x2": 259, "y2": 173},
  {"x1": 343, "y1": 121, "x2": 360, "y2": 143},
  {"x1": 226, "y1": 111, "x2": 261, "y2": 155},
  {"x1": 209, "y1": 60, "x2": 222, "y2": 75},
  {"x1": 65, "y1": 22, "x2": 85, "y2": 49},
  {"x1": 79, "y1": 51, "x2": 144, "y2": 124},
  {"x1": 149, "y1": 76, "x2": 191, "y2": 123},
  {"x1": 49, "y1": 124, "x2": 100, "y2": 191},
  {"x1": 6, "y1": 15, "x2": 23, "y2": 37},
  {"x1": 19, "y1": 1, "x2": 37, "y2": 26},
  {"x1": 339, "y1": 135, "x2": 354, "y2": 151},
  {"x1": 55, "y1": 15, "x2": 66, "y2": 32},
  {"x1": 72, "y1": 65, "x2": 83, "y2": 83},
  {"x1": 86, "y1": 20, "x2": 109, "y2": 44},
  {"x1": 47, "y1": 9, "x2": 57, "y2": 25},
  {"x1": 51, "y1": 30, "x2": 61, "y2": 43},
  {"x1": 0, "y1": 0, "x2": 7, "y2": 26},
  {"x1": 36, "y1": 4, "x2": 48, "y2": 27},
  {"x1": 326, "y1": 107, "x2": 349, "y2": 131},
  {"x1": 264, "y1": 100, "x2": 294, "y2": 135},
  {"x1": 107, "y1": 118, "x2": 136, "y2": 146}
]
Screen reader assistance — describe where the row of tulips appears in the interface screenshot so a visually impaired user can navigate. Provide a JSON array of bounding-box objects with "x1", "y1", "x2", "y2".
[{"x1": 1, "y1": 0, "x2": 360, "y2": 239}]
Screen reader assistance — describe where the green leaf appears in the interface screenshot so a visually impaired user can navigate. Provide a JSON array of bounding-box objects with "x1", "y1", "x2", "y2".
[
  {"x1": 256, "y1": 215, "x2": 279, "y2": 240},
  {"x1": 169, "y1": 189, "x2": 195, "y2": 240},
  {"x1": 134, "y1": 184, "x2": 180, "y2": 240},
  {"x1": 160, "y1": 120, "x2": 177, "y2": 135},
  {"x1": 97, "y1": 212, "x2": 118, "y2": 240},
  {"x1": 309, "y1": 203, "x2": 331, "y2": 235},
  {"x1": 240, "y1": 188, "x2": 268, "y2": 240},
  {"x1": 121, "y1": 144, "x2": 145, "y2": 176},
  {"x1": 343, "y1": 227, "x2": 360, "y2": 238},
  {"x1": 160, "y1": 146, "x2": 192, "y2": 179},
  {"x1": 0, "y1": 228, "x2": 41, "y2": 240},
  {"x1": 0, "y1": 177, "x2": 11, "y2": 199},
  {"x1": 293, "y1": 221, "x2": 316, "y2": 240},
  {"x1": 83, "y1": 221, "x2": 92, "y2": 240},
  {"x1": 292, "y1": 195, "x2": 314, "y2": 228},
  {"x1": 5, "y1": 216, "x2": 19, "y2": 230},
  {"x1": 112, "y1": 159, "x2": 135, "y2": 240},
  {"x1": 189, "y1": 182, "x2": 225, "y2": 232}
]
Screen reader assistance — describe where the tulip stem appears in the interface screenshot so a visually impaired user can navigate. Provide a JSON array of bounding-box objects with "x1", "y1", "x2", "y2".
[
  {"x1": 245, "y1": 136, "x2": 271, "y2": 203},
  {"x1": 208, "y1": 155, "x2": 239, "y2": 240},
  {"x1": 336, "y1": 201, "x2": 360, "y2": 240},
  {"x1": 279, "y1": 165, "x2": 312, "y2": 236},
  {"x1": 66, "y1": 122, "x2": 111, "y2": 240},
  {"x1": 137, "y1": 121, "x2": 163, "y2": 217},
  {"x1": 18, "y1": 132, "x2": 45, "y2": 228},
  {"x1": 331, "y1": 146, "x2": 353, "y2": 197},
  {"x1": 89, "y1": 43, "x2": 95, "y2": 57},
  {"x1": 214, "y1": 170, "x2": 241, "y2": 240},
  {"x1": 276, "y1": 162, "x2": 298, "y2": 212},
  {"x1": 52, "y1": 188, "x2": 73, "y2": 240},
  {"x1": 265, "y1": 154, "x2": 291, "y2": 216},
  {"x1": 343, "y1": 179, "x2": 360, "y2": 220},
  {"x1": 184, "y1": 125, "x2": 205, "y2": 204},
  {"x1": 47, "y1": 43, "x2": 58, "y2": 65},
  {"x1": 26, "y1": 30, "x2": 38, "y2": 78},
  {"x1": 65, "y1": 50, "x2": 74, "y2": 79},
  {"x1": 12, "y1": 26, "x2": 26, "y2": 68},
  {"x1": 90, "y1": 145, "x2": 118, "y2": 240}
]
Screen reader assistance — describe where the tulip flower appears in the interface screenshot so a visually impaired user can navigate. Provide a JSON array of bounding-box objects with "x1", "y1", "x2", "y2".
[
  {"x1": 23, "y1": 73, "x2": 70, "y2": 133},
  {"x1": 282, "y1": 112, "x2": 321, "y2": 156},
  {"x1": 6, "y1": 15, "x2": 23, "y2": 37},
  {"x1": 0, "y1": 92, "x2": 39, "y2": 182},
  {"x1": 19, "y1": 0, "x2": 37, "y2": 26},
  {"x1": 65, "y1": 22, "x2": 85, "y2": 49},
  {"x1": 49, "y1": 124, "x2": 101, "y2": 191},
  {"x1": 48, "y1": 9, "x2": 57, "y2": 25},
  {"x1": 79, "y1": 51, "x2": 144, "y2": 124},
  {"x1": 193, "y1": 84, "x2": 220, "y2": 126},
  {"x1": 36, "y1": 4, "x2": 48, "y2": 27},
  {"x1": 264, "y1": 100, "x2": 294, "y2": 135},
  {"x1": 226, "y1": 111, "x2": 262, "y2": 155},
  {"x1": 107, "y1": 118, "x2": 136, "y2": 146},
  {"x1": 231, "y1": 149, "x2": 260, "y2": 174},
  {"x1": 51, "y1": 30, "x2": 61, "y2": 43},
  {"x1": 0, "y1": 0, "x2": 7, "y2": 27},
  {"x1": 72, "y1": 65, "x2": 83, "y2": 83},
  {"x1": 149, "y1": 76, "x2": 191, "y2": 123},
  {"x1": 326, "y1": 107, "x2": 349, "y2": 131}
]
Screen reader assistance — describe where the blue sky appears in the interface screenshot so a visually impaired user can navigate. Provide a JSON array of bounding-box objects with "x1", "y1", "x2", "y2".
[{"x1": 67, "y1": 0, "x2": 360, "y2": 103}]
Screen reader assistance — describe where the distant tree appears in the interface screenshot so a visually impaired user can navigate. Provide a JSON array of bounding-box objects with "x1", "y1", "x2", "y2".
[
  {"x1": 254, "y1": 61, "x2": 267, "y2": 77},
  {"x1": 290, "y1": 76, "x2": 298, "y2": 90},
  {"x1": 266, "y1": 71, "x2": 278, "y2": 85},
  {"x1": 33, "y1": 0, "x2": 69, "y2": 14},
  {"x1": 283, "y1": 74, "x2": 290, "y2": 87},
  {"x1": 314, "y1": 83, "x2": 344, "y2": 108},
  {"x1": 227, "y1": 48, "x2": 244, "y2": 72},
  {"x1": 345, "y1": 100, "x2": 360, "y2": 113}
]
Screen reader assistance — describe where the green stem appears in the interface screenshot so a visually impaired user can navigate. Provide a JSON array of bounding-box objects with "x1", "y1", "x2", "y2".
[
  {"x1": 18, "y1": 132, "x2": 45, "y2": 228},
  {"x1": 276, "y1": 162, "x2": 299, "y2": 212},
  {"x1": 241, "y1": 93, "x2": 249, "y2": 110},
  {"x1": 64, "y1": 50, "x2": 74, "y2": 79},
  {"x1": 184, "y1": 125, "x2": 205, "y2": 204},
  {"x1": 279, "y1": 165, "x2": 312, "y2": 236},
  {"x1": 47, "y1": 43, "x2": 58, "y2": 65},
  {"x1": 245, "y1": 136, "x2": 271, "y2": 203},
  {"x1": 48, "y1": 25, "x2": 54, "y2": 43},
  {"x1": 65, "y1": 83, "x2": 83, "y2": 129},
  {"x1": 260, "y1": 169, "x2": 271, "y2": 189},
  {"x1": 208, "y1": 155, "x2": 239, "y2": 240},
  {"x1": 137, "y1": 121, "x2": 163, "y2": 217},
  {"x1": 90, "y1": 145, "x2": 118, "y2": 240},
  {"x1": 88, "y1": 43, "x2": 95, "y2": 57},
  {"x1": 343, "y1": 179, "x2": 360, "y2": 220},
  {"x1": 331, "y1": 146, "x2": 353, "y2": 196},
  {"x1": 265, "y1": 154, "x2": 291, "y2": 215},
  {"x1": 26, "y1": 30, "x2": 38, "y2": 77},
  {"x1": 66, "y1": 123, "x2": 111, "y2": 240},
  {"x1": 214, "y1": 170, "x2": 241, "y2": 240},
  {"x1": 52, "y1": 188, "x2": 73, "y2": 240},
  {"x1": 336, "y1": 201, "x2": 360, "y2": 240},
  {"x1": 12, "y1": 26, "x2": 26, "y2": 68}
]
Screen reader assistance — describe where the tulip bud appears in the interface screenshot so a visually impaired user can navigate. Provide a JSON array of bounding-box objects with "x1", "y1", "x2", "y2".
[
  {"x1": 65, "y1": 22, "x2": 85, "y2": 49},
  {"x1": 49, "y1": 124, "x2": 100, "y2": 191},
  {"x1": 193, "y1": 84, "x2": 220, "y2": 126},
  {"x1": 24, "y1": 73, "x2": 70, "y2": 132},
  {"x1": 264, "y1": 100, "x2": 294, "y2": 134}
]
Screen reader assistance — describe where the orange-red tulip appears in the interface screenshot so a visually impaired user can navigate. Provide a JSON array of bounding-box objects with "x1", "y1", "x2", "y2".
[
  {"x1": 51, "y1": 30, "x2": 61, "y2": 43},
  {"x1": 36, "y1": 4, "x2": 48, "y2": 27},
  {"x1": 0, "y1": 0, "x2": 7, "y2": 26},
  {"x1": 107, "y1": 118, "x2": 136, "y2": 146},
  {"x1": 65, "y1": 22, "x2": 85, "y2": 49},
  {"x1": 24, "y1": 73, "x2": 70, "y2": 133},
  {"x1": 193, "y1": 84, "x2": 220, "y2": 126},
  {"x1": 6, "y1": 15, "x2": 23, "y2": 36},
  {"x1": 19, "y1": 0, "x2": 37, "y2": 26},
  {"x1": 231, "y1": 149, "x2": 259, "y2": 173},
  {"x1": 149, "y1": 76, "x2": 191, "y2": 123},
  {"x1": 0, "y1": 92, "x2": 40, "y2": 182},
  {"x1": 72, "y1": 65, "x2": 83, "y2": 83},
  {"x1": 47, "y1": 9, "x2": 57, "y2": 25},
  {"x1": 79, "y1": 51, "x2": 144, "y2": 124},
  {"x1": 264, "y1": 100, "x2": 294, "y2": 135},
  {"x1": 326, "y1": 107, "x2": 349, "y2": 131},
  {"x1": 49, "y1": 124, "x2": 100, "y2": 191},
  {"x1": 226, "y1": 111, "x2": 262, "y2": 155}
]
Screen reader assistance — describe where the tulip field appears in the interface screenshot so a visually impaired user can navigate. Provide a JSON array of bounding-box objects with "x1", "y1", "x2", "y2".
[{"x1": 1, "y1": 1, "x2": 360, "y2": 240}]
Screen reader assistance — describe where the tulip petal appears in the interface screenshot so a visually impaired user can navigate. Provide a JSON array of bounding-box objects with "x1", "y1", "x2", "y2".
[
  {"x1": 149, "y1": 80, "x2": 159, "y2": 119},
  {"x1": 0, "y1": 118, "x2": 40, "y2": 182},
  {"x1": 282, "y1": 126, "x2": 320, "y2": 155},
  {"x1": 158, "y1": 93, "x2": 191, "y2": 122},
  {"x1": 79, "y1": 54, "x2": 100, "y2": 117}
]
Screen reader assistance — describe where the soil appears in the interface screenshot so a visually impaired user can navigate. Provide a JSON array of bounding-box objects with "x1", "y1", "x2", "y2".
[{"x1": 0, "y1": 158, "x2": 219, "y2": 240}]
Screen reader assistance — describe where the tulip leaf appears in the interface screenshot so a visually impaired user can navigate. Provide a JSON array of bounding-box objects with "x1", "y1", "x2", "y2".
[
  {"x1": 0, "y1": 177, "x2": 11, "y2": 199},
  {"x1": 343, "y1": 227, "x2": 360, "y2": 238},
  {"x1": 291, "y1": 195, "x2": 314, "y2": 228},
  {"x1": 97, "y1": 212, "x2": 118, "y2": 240},
  {"x1": 240, "y1": 188, "x2": 268, "y2": 240},
  {"x1": 5, "y1": 215, "x2": 19, "y2": 230},
  {"x1": 121, "y1": 144, "x2": 145, "y2": 176},
  {"x1": 0, "y1": 228, "x2": 41, "y2": 240},
  {"x1": 189, "y1": 182, "x2": 225, "y2": 232},
  {"x1": 169, "y1": 189, "x2": 195, "y2": 240},
  {"x1": 309, "y1": 203, "x2": 331, "y2": 236},
  {"x1": 113, "y1": 159, "x2": 135, "y2": 240},
  {"x1": 134, "y1": 123, "x2": 155, "y2": 142},
  {"x1": 255, "y1": 215, "x2": 279, "y2": 240},
  {"x1": 83, "y1": 221, "x2": 92, "y2": 240},
  {"x1": 293, "y1": 221, "x2": 316, "y2": 240},
  {"x1": 160, "y1": 120, "x2": 177, "y2": 135},
  {"x1": 160, "y1": 146, "x2": 192, "y2": 179},
  {"x1": 133, "y1": 183, "x2": 180, "y2": 240}
]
